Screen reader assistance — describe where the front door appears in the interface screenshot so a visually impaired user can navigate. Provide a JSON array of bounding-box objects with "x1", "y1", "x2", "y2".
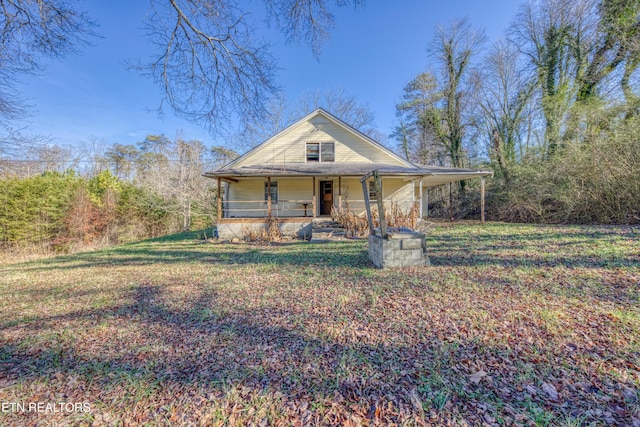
[{"x1": 320, "y1": 181, "x2": 333, "y2": 215}]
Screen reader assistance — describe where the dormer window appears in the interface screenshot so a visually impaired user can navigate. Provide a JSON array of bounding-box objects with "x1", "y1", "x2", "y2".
[{"x1": 306, "y1": 142, "x2": 335, "y2": 162}]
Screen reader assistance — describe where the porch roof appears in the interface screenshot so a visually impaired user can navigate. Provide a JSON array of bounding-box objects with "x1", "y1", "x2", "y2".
[{"x1": 204, "y1": 162, "x2": 492, "y2": 186}]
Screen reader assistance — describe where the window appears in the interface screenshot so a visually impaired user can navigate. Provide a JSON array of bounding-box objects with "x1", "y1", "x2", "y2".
[
  {"x1": 306, "y1": 142, "x2": 335, "y2": 162},
  {"x1": 368, "y1": 181, "x2": 379, "y2": 201},
  {"x1": 306, "y1": 143, "x2": 319, "y2": 162},
  {"x1": 264, "y1": 181, "x2": 278, "y2": 204},
  {"x1": 321, "y1": 142, "x2": 335, "y2": 162}
]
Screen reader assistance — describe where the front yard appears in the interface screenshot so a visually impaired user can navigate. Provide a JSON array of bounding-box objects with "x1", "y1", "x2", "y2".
[{"x1": 0, "y1": 223, "x2": 638, "y2": 426}]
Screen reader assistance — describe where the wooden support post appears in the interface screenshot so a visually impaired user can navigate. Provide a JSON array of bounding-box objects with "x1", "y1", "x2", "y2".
[
  {"x1": 361, "y1": 175, "x2": 374, "y2": 233},
  {"x1": 419, "y1": 177, "x2": 423, "y2": 218},
  {"x1": 373, "y1": 170, "x2": 387, "y2": 238},
  {"x1": 411, "y1": 179, "x2": 416, "y2": 206},
  {"x1": 449, "y1": 182, "x2": 453, "y2": 222},
  {"x1": 217, "y1": 177, "x2": 222, "y2": 222},
  {"x1": 267, "y1": 176, "x2": 272, "y2": 216},
  {"x1": 338, "y1": 176, "x2": 342, "y2": 211},
  {"x1": 312, "y1": 177, "x2": 316, "y2": 218},
  {"x1": 425, "y1": 189, "x2": 429, "y2": 218},
  {"x1": 480, "y1": 177, "x2": 485, "y2": 224}
]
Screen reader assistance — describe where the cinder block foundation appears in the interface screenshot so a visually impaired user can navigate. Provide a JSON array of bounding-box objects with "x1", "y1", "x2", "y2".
[
  {"x1": 368, "y1": 231, "x2": 430, "y2": 269},
  {"x1": 217, "y1": 219, "x2": 313, "y2": 239}
]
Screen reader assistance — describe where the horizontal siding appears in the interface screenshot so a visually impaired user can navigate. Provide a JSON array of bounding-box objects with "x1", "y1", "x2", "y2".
[
  {"x1": 226, "y1": 177, "x2": 416, "y2": 218},
  {"x1": 235, "y1": 118, "x2": 407, "y2": 168},
  {"x1": 226, "y1": 178, "x2": 316, "y2": 218},
  {"x1": 226, "y1": 179, "x2": 265, "y2": 218},
  {"x1": 278, "y1": 179, "x2": 315, "y2": 217}
]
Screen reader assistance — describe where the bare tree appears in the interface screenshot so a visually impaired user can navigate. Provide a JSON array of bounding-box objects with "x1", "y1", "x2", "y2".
[
  {"x1": 576, "y1": 0, "x2": 640, "y2": 108},
  {"x1": 234, "y1": 87, "x2": 378, "y2": 148},
  {"x1": 0, "y1": 0, "x2": 96, "y2": 150},
  {"x1": 477, "y1": 40, "x2": 536, "y2": 183},
  {"x1": 509, "y1": 0, "x2": 590, "y2": 154},
  {"x1": 394, "y1": 19, "x2": 485, "y2": 174},
  {"x1": 265, "y1": 0, "x2": 365, "y2": 58},
  {"x1": 0, "y1": 0, "x2": 361, "y2": 147},
  {"x1": 393, "y1": 72, "x2": 448, "y2": 165},
  {"x1": 173, "y1": 137, "x2": 209, "y2": 230},
  {"x1": 430, "y1": 18, "x2": 486, "y2": 170},
  {"x1": 78, "y1": 136, "x2": 110, "y2": 177},
  {"x1": 136, "y1": 0, "x2": 363, "y2": 135},
  {"x1": 295, "y1": 88, "x2": 376, "y2": 132},
  {"x1": 136, "y1": 0, "x2": 279, "y2": 134}
]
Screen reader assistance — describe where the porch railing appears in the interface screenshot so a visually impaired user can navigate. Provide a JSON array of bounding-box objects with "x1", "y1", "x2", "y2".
[
  {"x1": 220, "y1": 198, "x2": 418, "y2": 218},
  {"x1": 221, "y1": 199, "x2": 315, "y2": 218}
]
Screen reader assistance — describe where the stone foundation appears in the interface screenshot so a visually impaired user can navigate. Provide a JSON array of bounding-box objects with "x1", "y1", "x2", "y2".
[
  {"x1": 217, "y1": 218, "x2": 313, "y2": 239},
  {"x1": 368, "y1": 231, "x2": 430, "y2": 269}
]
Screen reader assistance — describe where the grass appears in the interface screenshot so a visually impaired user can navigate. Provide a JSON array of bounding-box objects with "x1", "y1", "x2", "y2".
[{"x1": 0, "y1": 223, "x2": 638, "y2": 426}]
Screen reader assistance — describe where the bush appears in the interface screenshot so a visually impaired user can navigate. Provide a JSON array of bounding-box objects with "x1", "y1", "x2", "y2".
[
  {"x1": 486, "y1": 116, "x2": 640, "y2": 224},
  {"x1": 0, "y1": 171, "x2": 184, "y2": 252}
]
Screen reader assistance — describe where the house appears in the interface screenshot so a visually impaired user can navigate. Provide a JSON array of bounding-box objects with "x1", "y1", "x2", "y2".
[{"x1": 205, "y1": 108, "x2": 492, "y2": 239}]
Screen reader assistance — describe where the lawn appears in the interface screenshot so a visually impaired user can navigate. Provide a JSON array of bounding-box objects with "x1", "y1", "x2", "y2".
[{"x1": 0, "y1": 223, "x2": 638, "y2": 426}]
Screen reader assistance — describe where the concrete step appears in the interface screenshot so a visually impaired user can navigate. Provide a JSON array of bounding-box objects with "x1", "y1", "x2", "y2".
[
  {"x1": 310, "y1": 222, "x2": 347, "y2": 241},
  {"x1": 312, "y1": 231, "x2": 345, "y2": 239}
]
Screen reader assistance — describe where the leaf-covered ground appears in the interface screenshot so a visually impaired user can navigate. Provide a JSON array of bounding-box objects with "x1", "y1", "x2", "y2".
[{"x1": 0, "y1": 223, "x2": 638, "y2": 426}]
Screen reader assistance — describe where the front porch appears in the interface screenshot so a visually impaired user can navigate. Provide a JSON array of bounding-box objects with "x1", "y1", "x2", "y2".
[{"x1": 215, "y1": 175, "x2": 428, "y2": 222}]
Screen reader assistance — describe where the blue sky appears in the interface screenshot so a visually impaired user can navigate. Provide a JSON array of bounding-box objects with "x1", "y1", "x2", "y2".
[{"x1": 16, "y1": 0, "x2": 522, "y2": 150}]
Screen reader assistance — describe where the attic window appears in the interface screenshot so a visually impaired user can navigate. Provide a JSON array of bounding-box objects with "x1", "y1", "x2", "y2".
[
  {"x1": 306, "y1": 142, "x2": 335, "y2": 162},
  {"x1": 321, "y1": 142, "x2": 335, "y2": 162},
  {"x1": 306, "y1": 143, "x2": 319, "y2": 162}
]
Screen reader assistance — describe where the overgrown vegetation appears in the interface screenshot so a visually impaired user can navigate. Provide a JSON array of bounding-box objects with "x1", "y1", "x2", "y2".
[
  {"x1": 241, "y1": 215, "x2": 283, "y2": 243},
  {"x1": 0, "y1": 169, "x2": 209, "y2": 255},
  {"x1": 0, "y1": 223, "x2": 637, "y2": 425},
  {"x1": 487, "y1": 114, "x2": 640, "y2": 224},
  {"x1": 394, "y1": 0, "x2": 640, "y2": 224},
  {"x1": 331, "y1": 201, "x2": 420, "y2": 237},
  {"x1": 0, "y1": 134, "x2": 224, "y2": 255}
]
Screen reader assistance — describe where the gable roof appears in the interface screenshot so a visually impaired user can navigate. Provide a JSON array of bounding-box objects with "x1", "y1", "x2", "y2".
[
  {"x1": 215, "y1": 108, "x2": 414, "y2": 172},
  {"x1": 205, "y1": 108, "x2": 493, "y2": 183}
]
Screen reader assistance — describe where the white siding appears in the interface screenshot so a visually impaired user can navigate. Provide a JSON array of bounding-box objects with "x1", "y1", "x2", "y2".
[
  {"x1": 334, "y1": 177, "x2": 415, "y2": 216},
  {"x1": 225, "y1": 179, "x2": 265, "y2": 218},
  {"x1": 226, "y1": 178, "x2": 316, "y2": 218},
  {"x1": 234, "y1": 117, "x2": 407, "y2": 168},
  {"x1": 225, "y1": 177, "x2": 415, "y2": 218}
]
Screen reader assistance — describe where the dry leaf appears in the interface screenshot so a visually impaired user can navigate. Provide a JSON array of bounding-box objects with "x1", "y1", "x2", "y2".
[
  {"x1": 541, "y1": 383, "x2": 559, "y2": 401},
  {"x1": 469, "y1": 370, "x2": 488, "y2": 384},
  {"x1": 408, "y1": 390, "x2": 423, "y2": 412}
]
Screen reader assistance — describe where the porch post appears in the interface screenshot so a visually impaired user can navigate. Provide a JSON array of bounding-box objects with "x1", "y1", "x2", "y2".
[
  {"x1": 419, "y1": 177, "x2": 423, "y2": 218},
  {"x1": 312, "y1": 176, "x2": 316, "y2": 218},
  {"x1": 425, "y1": 189, "x2": 429, "y2": 218},
  {"x1": 338, "y1": 176, "x2": 342, "y2": 211},
  {"x1": 373, "y1": 170, "x2": 387, "y2": 238},
  {"x1": 361, "y1": 177, "x2": 374, "y2": 232},
  {"x1": 411, "y1": 179, "x2": 415, "y2": 205},
  {"x1": 481, "y1": 177, "x2": 485, "y2": 224},
  {"x1": 449, "y1": 182, "x2": 453, "y2": 222},
  {"x1": 267, "y1": 176, "x2": 272, "y2": 216},
  {"x1": 217, "y1": 177, "x2": 222, "y2": 222}
]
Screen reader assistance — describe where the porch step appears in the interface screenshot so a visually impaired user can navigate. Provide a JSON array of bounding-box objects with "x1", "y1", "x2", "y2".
[{"x1": 310, "y1": 219, "x2": 346, "y2": 242}]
